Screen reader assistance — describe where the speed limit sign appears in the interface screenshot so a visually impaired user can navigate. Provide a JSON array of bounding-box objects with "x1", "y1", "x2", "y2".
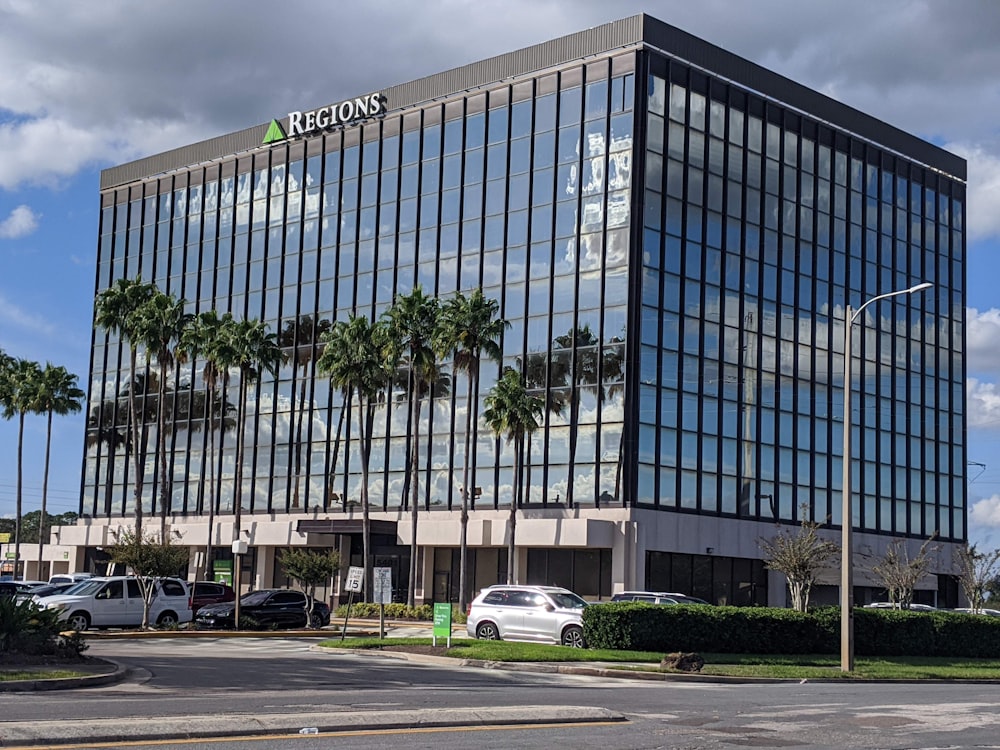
[{"x1": 345, "y1": 566, "x2": 364, "y2": 592}]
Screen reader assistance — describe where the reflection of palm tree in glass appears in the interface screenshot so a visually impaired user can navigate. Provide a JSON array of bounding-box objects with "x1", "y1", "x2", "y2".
[
  {"x1": 393, "y1": 363, "x2": 451, "y2": 511},
  {"x1": 279, "y1": 315, "x2": 332, "y2": 509},
  {"x1": 179, "y1": 310, "x2": 239, "y2": 580},
  {"x1": 546, "y1": 324, "x2": 624, "y2": 507}
]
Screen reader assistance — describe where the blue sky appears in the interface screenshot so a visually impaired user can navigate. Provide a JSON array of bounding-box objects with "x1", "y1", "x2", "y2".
[{"x1": 2, "y1": 0, "x2": 1000, "y2": 544}]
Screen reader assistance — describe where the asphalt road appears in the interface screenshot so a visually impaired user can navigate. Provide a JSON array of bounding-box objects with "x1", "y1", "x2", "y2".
[{"x1": 2, "y1": 637, "x2": 1000, "y2": 749}]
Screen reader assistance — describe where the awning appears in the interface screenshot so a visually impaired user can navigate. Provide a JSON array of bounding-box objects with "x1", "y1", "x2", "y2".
[{"x1": 296, "y1": 519, "x2": 398, "y2": 535}]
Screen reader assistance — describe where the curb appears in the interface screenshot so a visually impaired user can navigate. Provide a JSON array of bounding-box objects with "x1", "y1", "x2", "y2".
[{"x1": 0, "y1": 658, "x2": 126, "y2": 692}]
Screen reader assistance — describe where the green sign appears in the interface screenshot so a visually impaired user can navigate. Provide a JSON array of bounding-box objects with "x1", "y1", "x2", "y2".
[
  {"x1": 262, "y1": 119, "x2": 286, "y2": 145},
  {"x1": 213, "y1": 560, "x2": 233, "y2": 586},
  {"x1": 433, "y1": 602, "x2": 452, "y2": 639}
]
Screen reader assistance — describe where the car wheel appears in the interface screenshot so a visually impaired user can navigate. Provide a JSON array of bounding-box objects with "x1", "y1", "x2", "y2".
[
  {"x1": 309, "y1": 611, "x2": 325, "y2": 628},
  {"x1": 157, "y1": 611, "x2": 179, "y2": 627},
  {"x1": 67, "y1": 611, "x2": 91, "y2": 632},
  {"x1": 561, "y1": 625, "x2": 585, "y2": 648},
  {"x1": 475, "y1": 621, "x2": 501, "y2": 640}
]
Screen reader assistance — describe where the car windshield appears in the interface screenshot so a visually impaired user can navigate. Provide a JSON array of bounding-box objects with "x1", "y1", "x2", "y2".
[
  {"x1": 64, "y1": 580, "x2": 105, "y2": 596},
  {"x1": 240, "y1": 590, "x2": 273, "y2": 606},
  {"x1": 548, "y1": 592, "x2": 587, "y2": 609}
]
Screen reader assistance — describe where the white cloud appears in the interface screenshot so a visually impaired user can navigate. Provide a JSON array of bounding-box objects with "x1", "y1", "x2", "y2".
[
  {"x1": 971, "y1": 495, "x2": 1000, "y2": 529},
  {"x1": 950, "y1": 144, "x2": 1000, "y2": 241},
  {"x1": 0, "y1": 292, "x2": 56, "y2": 338},
  {"x1": 967, "y1": 379, "x2": 1000, "y2": 429},
  {"x1": 0, "y1": 204, "x2": 39, "y2": 238},
  {"x1": 967, "y1": 308, "x2": 1000, "y2": 377}
]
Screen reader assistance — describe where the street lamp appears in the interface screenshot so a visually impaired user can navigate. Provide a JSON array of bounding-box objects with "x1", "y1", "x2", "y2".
[{"x1": 841, "y1": 281, "x2": 932, "y2": 672}]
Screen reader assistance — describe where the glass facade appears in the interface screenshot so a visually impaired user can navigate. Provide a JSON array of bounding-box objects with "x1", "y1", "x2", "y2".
[
  {"x1": 87, "y1": 54, "x2": 637, "y2": 524},
  {"x1": 639, "y1": 55, "x2": 965, "y2": 541}
]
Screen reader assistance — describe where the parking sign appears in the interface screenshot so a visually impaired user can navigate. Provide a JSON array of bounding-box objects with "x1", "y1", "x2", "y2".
[{"x1": 373, "y1": 567, "x2": 392, "y2": 605}]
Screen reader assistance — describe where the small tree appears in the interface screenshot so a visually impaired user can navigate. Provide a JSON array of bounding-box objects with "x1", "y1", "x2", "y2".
[
  {"x1": 955, "y1": 544, "x2": 1000, "y2": 612},
  {"x1": 869, "y1": 536, "x2": 936, "y2": 609},
  {"x1": 279, "y1": 548, "x2": 341, "y2": 628},
  {"x1": 105, "y1": 529, "x2": 189, "y2": 629},
  {"x1": 758, "y1": 508, "x2": 839, "y2": 612}
]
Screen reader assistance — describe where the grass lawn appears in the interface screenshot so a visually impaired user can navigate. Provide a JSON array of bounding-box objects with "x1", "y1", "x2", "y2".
[
  {"x1": 319, "y1": 637, "x2": 1000, "y2": 679},
  {"x1": 0, "y1": 668, "x2": 93, "y2": 681}
]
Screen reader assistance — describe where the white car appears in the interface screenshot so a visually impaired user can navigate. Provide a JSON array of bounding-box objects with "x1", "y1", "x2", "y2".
[
  {"x1": 466, "y1": 585, "x2": 587, "y2": 647},
  {"x1": 952, "y1": 607, "x2": 1000, "y2": 617},
  {"x1": 36, "y1": 576, "x2": 192, "y2": 630},
  {"x1": 48, "y1": 572, "x2": 94, "y2": 586},
  {"x1": 864, "y1": 602, "x2": 937, "y2": 611}
]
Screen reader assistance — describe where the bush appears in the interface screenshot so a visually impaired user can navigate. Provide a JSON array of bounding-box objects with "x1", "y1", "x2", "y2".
[
  {"x1": 0, "y1": 598, "x2": 84, "y2": 660},
  {"x1": 333, "y1": 602, "x2": 467, "y2": 622},
  {"x1": 583, "y1": 602, "x2": 1000, "y2": 658}
]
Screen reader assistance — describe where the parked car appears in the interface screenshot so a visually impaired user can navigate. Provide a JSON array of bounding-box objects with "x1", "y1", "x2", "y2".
[
  {"x1": 35, "y1": 576, "x2": 192, "y2": 630},
  {"x1": 951, "y1": 607, "x2": 1000, "y2": 616},
  {"x1": 189, "y1": 581, "x2": 236, "y2": 615},
  {"x1": 610, "y1": 591, "x2": 711, "y2": 605},
  {"x1": 48, "y1": 572, "x2": 94, "y2": 586},
  {"x1": 0, "y1": 581, "x2": 38, "y2": 599},
  {"x1": 864, "y1": 602, "x2": 937, "y2": 611},
  {"x1": 466, "y1": 585, "x2": 588, "y2": 647},
  {"x1": 15, "y1": 582, "x2": 75, "y2": 604},
  {"x1": 195, "y1": 589, "x2": 330, "y2": 630}
]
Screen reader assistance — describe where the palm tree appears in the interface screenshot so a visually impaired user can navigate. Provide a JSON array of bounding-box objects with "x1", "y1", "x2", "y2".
[
  {"x1": 317, "y1": 315, "x2": 394, "y2": 599},
  {"x1": 32, "y1": 364, "x2": 85, "y2": 577},
  {"x1": 229, "y1": 318, "x2": 286, "y2": 541},
  {"x1": 133, "y1": 290, "x2": 193, "y2": 540},
  {"x1": 435, "y1": 289, "x2": 507, "y2": 610},
  {"x1": 0, "y1": 358, "x2": 44, "y2": 577},
  {"x1": 94, "y1": 277, "x2": 159, "y2": 533},
  {"x1": 279, "y1": 315, "x2": 332, "y2": 509},
  {"x1": 483, "y1": 367, "x2": 543, "y2": 585},
  {"x1": 382, "y1": 286, "x2": 441, "y2": 607},
  {"x1": 179, "y1": 310, "x2": 240, "y2": 580}
]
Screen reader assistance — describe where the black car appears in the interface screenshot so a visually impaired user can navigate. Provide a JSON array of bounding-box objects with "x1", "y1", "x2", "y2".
[{"x1": 194, "y1": 589, "x2": 330, "y2": 629}]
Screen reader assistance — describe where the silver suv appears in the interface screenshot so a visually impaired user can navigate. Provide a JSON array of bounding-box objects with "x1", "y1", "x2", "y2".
[
  {"x1": 36, "y1": 576, "x2": 192, "y2": 630},
  {"x1": 466, "y1": 585, "x2": 587, "y2": 647}
]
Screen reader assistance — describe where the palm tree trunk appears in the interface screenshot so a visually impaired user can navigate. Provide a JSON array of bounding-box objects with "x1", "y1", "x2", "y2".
[
  {"x1": 158, "y1": 362, "x2": 170, "y2": 541},
  {"x1": 14, "y1": 411, "x2": 24, "y2": 579},
  {"x1": 507, "y1": 433, "x2": 522, "y2": 585},
  {"x1": 233, "y1": 378, "x2": 247, "y2": 540},
  {"x1": 128, "y1": 349, "x2": 143, "y2": 534},
  {"x1": 359, "y1": 393, "x2": 372, "y2": 602},
  {"x1": 102, "y1": 431, "x2": 116, "y2": 516},
  {"x1": 203, "y1": 382, "x2": 217, "y2": 580},
  {"x1": 407, "y1": 368, "x2": 420, "y2": 608},
  {"x1": 38, "y1": 409, "x2": 53, "y2": 580},
  {"x1": 458, "y1": 368, "x2": 475, "y2": 612},
  {"x1": 289, "y1": 360, "x2": 300, "y2": 508},
  {"x1": 325, "y1": 386, "x2": 350, "y2": 509},
  {"x1": 292, "y1": 370, "x2": 307, "y2": 508}
]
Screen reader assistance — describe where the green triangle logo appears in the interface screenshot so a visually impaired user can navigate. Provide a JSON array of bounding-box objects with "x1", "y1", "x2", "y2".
[{"x1": 262, "y1": 119, "x2": 286, "y2": 144}]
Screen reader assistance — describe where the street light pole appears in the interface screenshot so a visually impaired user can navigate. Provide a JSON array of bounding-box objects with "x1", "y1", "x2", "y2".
[{"x1": 841, "y1": 281, "x2": 932, "y2": 672}]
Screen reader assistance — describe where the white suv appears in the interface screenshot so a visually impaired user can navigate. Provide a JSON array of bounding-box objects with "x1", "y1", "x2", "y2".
[
  {"x1": 466, "y1": 585, "x2": 588, "y2": 647},
  {"x1": 36, "y1": 576, "x2": 192, "y2": 630}
]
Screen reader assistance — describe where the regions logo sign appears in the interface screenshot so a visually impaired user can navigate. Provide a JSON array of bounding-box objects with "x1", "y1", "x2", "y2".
[{"x1": 262, "y1": 93, "x2": 386, "y2": 145}]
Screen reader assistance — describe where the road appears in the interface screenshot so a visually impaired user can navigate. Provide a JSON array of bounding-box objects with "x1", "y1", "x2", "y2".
[{"x1": 1, "y1": 637, "x2": 999, "y2": 749}]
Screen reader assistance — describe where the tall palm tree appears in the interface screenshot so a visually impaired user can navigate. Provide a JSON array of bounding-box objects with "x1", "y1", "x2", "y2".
[
  {"x1": 133, "y1": 290, "x2": 193, "y2": 540},
  {"x1": 279, "y1": 315, "x2": 332, "y2": 509},
  {"x1": 317, "y1": 315, "x2": 394, "y2": 599},
  {"x1": 435, "y1": 289, "x2": 507, "y2": 611},
  {"x1": 229, "y1": 318, "x2": 285, "y2": 541},
  {"x1": 179, "y1": 310, "x2": 239, "y2": 580},
  {"x1": 382, "y1": 286, "x2": 441, "y2": 607},
  {"x1": 94, "y1": 277, "x2": 158, "y2": 533},
  {"x1": 0, "y1": 358, "x2": 44, "y2": 577},
  {"x1": 32, "y1": 364, "x2": 85, "y2": 577},
  {"x1": 483, "y1": 367, "x2": 543, "y2": 585}
]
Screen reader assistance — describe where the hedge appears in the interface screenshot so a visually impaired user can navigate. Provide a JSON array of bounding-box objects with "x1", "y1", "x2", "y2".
[{"x1": 582, "y1": 603, "x2": 1000, "y2": 657}]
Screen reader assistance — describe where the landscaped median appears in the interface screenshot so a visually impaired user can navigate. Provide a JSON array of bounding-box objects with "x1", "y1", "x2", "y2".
[{"x1": 318, "y1": 637, "x2": 1000, "y2": 680}]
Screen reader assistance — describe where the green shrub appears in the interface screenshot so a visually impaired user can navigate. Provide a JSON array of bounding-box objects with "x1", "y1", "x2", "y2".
[
  {"x1": 0, "y1": 598, "x2": 80, "y2": 659},
  {"x1": 583, "y1": 602, "x2": 1000, "y2": 658}
]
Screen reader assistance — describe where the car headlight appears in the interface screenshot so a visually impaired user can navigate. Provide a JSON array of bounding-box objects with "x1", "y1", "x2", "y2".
[{"x1": 45, "y1": 602, "x2": 69, "y2": 613}]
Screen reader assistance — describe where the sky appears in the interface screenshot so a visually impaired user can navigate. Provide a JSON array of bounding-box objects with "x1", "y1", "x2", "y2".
[{"x1": 1, "y1": 0, "x2": 999, "y2": 545}]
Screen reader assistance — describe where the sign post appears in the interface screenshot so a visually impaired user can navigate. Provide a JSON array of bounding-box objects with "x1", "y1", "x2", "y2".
[
  {"x1": 432, "y1": 602, "x2": 452, "y2": 648},
  {"x1": 340, "y1": 566, "x2": 364, "y2": 642},
  {"x1": 373, "y1": 567, "x2": 392, "y2": 642}
]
